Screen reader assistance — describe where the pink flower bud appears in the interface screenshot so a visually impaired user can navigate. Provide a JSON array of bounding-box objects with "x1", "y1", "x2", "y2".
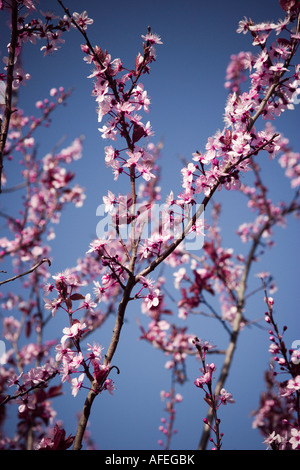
[{"x1": 35, "y1": 100, "x2": 44, "y2": 109}]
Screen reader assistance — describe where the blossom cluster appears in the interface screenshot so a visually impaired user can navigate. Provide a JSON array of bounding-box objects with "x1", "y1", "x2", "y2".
[
  {"x1": 236, "y1": 124, "x2": 300, "y2": 247},
  {"x1": 56, "y1": 333, "x2": 114, "y2": 398},
  {"x1": 158, "y1": 389, "x2": 182, "y2": 449},
  {"x1": 0, "y1": 114, "x2": 85, "y2": 270},
  {"x1": 0, "y1": 3, "x2": 75, "y2": 95},
  {"x1": 172, "y1": 233, "x2": 246, "y2": 327},
  {"x1": 193, "y1": 337, "x2": 235, "y2": 449},
  {"x1": 193, "y1": 339, "x2": 234, "y2": 408},
  {"x1": 0, "y1": 4, "x2": 94, "y2": 449},
  {"x1": 252, "y1": 294, "x2": 300, "y2": 450},
  {"x1": 7, "y1": 363, "x2": 59, "y2": 411},
  {"x1": 43, "y1": 268, "x2": 116, "y2": 397},
  {"x1": 179, "y1": 8, "x2": 300, "y2": 205},
  {"x1": 80, "y1": 28, "x2": 162, "y2": 183}
]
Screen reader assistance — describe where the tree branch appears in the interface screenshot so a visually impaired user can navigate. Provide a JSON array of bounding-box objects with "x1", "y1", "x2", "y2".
[
  {"x1": 0, "y1": 258, "x2": 51, "y2": 287},
  {"x1": 0, "y1": 0, "x2": 18, "y2": 193}
]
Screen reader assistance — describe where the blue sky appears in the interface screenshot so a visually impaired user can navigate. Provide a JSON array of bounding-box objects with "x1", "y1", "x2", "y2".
[{"x1": 1, "y1": 0, "x2": 300, "y2": 450}]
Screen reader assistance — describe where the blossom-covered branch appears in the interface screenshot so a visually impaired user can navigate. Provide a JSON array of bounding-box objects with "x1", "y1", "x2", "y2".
[{"x1": 250, "y1": 281, "x2": 300, "y2": 449}]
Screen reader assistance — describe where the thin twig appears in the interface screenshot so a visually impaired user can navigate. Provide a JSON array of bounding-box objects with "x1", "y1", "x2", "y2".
[
  {"x1": 0, "y1": 370, "x2": 59, "y2": 407},
  {"x1": 0, "y1": 258, "x2": 51, "y2": 286}
]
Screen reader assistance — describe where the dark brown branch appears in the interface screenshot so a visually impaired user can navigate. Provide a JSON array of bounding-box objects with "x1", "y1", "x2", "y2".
[
  {"x1": 198, "y1": 198, "x2": 300, "y2": 449},
  {"x1": 0, "y1": 0, "x2": 18, "y2": 193},
  {"x1": 0, "y1": 370, "x2": 59, "y2": 407},
  {"x1": 0, "y1": 258, "x2": 51, "y2": 287}
]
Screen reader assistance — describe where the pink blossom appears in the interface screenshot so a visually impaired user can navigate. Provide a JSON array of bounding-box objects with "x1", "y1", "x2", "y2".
[
  {"x1": 217, "y1": 388, "x2": 235, "y2": 405},
  {"x1": 61, "y1": 321, "x2": 87, "y2": 345},
  {"x1": 263, "y1": 431, "x2": 284, "y2": 449},
  {"x1": 141, "y1": 32, "x2": 163, "y2": 45},
  {"x1": 93, "y1": 280, "x2": 106, "y2": 302},
  {"x1": 70, "y1": 352, "x2": 84, "y2": 369},
  {"x1": 104, "y1": 145, "x2": 118, "y2": 166},
  {"x1": 269, "y1": 63, "x2": 289, "y2": 73},
  {"x1": 71, "y1": 373, "x2": 85, "y2": 397},
  {"x1": 103, "y1": 190, "x2": 116, "y2": 213},
  {"x1": 16, "y1": 393, "x2": 36, "y2": 413},
  {"x1": 60, "y1": 360, "x2": 73, "y2": 383},
  {"x1": 2, "y1": 316, "x2": 21, "y2": 342},
  {"x1": 252, "y1": 32, "x2": 270, "y2": 46},
  {"x1": 55, "y1": 344, "x2": 74, "y2": 363},
  {"x1": 289, "y1": 428, "x2": 300, "y2": 450},
  {"x1": 115, "y1": 101, "x2": 135, "y2": 115},
  {"x1": 291, "y1": 349, "x2": 300, "y2": 364},
  {"x1": 86, "y1": 342, "x2": 103, "y2": 365},
  {"x1": 82, "y1": 293, "x2": 97, "y2": 311},
  {"x1": 35, "y1": 100, "x2": 44, "y2": 109},
  {"x1": 104, "y1": 378, "x2": 115, "y2": 395},
  {"x1": 175, "y1": 393, "x2": 183, "y2": 403},
  {"x1": 40, "y1": 43, "x2": 60, "y2": 56},
  {"x1": 22, "y1": 0, "x2": 37, "y2": 12},
  {"x1": 236, "y1": 17, "x2": 250, "y2": 34},
  {"x1": 194, "y1": 364, "x2": 216, "y2": 387},
  {"x1": 72, "y1": 11, "x2": 93, "y2": 30},
  {"x1": 137, "y1": 275, "x2": 155, "y2": 290},
  {"x1": 144, "y1": 289, "x2": 160, "y2": 309},
  {"x1": 44, "y1": 297, "x2": 62, "y2": 317},
  {"x1": 132, "y1": 83, "x2": 151, "y2": 112},
  {"x1": 181, "y1": 163, "x2": 196, "y2": 188},
  {"x1": 87, "y1": 238, "x2": 109, "y2": 255},
  {"x1": 194, "y1": 372, "x2": 211, "y2": 387},
  {"x1": 283, "y1": 375, "x2": 300, "y2": 395},
  {"x1": 173, "y1": 267, "x2": 187, "y2": 289},
  {"x1": 99, "y1": 123, "x2": 117, "y2": 140},
  {"x1": 93, "y1": 363, "x2": 110, "y2": 384},
  {"x1": 268, "y1": 343, "x2": 280, "y2": 355},
  {"x1": 190, "y1": 218, "x2": 206, "y2": 237}
]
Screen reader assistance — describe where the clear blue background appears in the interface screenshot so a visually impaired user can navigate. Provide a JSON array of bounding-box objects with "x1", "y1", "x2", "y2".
[{"x1": 1, "y1": 0, "x2": 299, "y2": 450}]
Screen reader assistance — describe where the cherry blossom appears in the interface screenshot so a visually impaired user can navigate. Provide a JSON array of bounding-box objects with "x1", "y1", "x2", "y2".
[
  {"x1": 71, "y1": 373, "x2": 85, "y2": 397},
  {"x1": 61, "y1": 321, "x2": 88, "y2": 345},
  {"x1": 72, "y1": 11, "x2": 93, "y2": 30},
  {"x1": 289, "y1": 428, "x2": 300, "y2": 449},
  {"x1": 216, "y1": 388, "x2": 235, "y2": 406},
  {"x1": 263, "y1": 431, "x2": 284, "y2": 449}
]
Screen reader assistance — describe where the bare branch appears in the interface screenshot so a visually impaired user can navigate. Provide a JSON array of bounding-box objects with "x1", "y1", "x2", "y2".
[{"x1": 0, "y1": 258, "x2": 51, "y2": 287}]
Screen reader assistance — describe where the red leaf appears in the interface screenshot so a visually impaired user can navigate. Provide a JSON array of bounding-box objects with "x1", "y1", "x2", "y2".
[
  {"x1": 132, "y1": 123, "x2": 146, "y2": 143},
  {"x1": 70, "y1": 293, "x2": 85, "y2": 301}
]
